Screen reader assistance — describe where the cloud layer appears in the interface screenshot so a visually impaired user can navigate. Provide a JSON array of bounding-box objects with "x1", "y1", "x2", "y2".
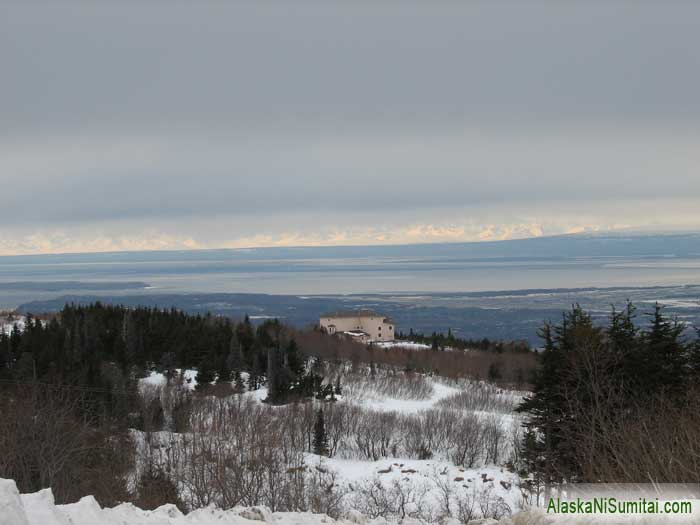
[{"x1": 1, "y1": 2, "x2": 699, "y2": 255}]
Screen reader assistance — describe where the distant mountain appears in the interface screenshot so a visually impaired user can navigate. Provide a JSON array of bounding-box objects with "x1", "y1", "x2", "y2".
[{"x1": 1, "y1": 231, "x2": 700, "y2": 263}]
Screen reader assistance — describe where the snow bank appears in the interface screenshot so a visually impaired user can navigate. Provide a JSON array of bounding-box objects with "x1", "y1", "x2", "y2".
[
  {"x1": 3, "y1": 478, "x2": 428, "y2": 525},
  {"x1": 139, "y1": 369, "x2": 198, "y2": 392},
  {"x1": 374, "y1": 341, "x2": 432, "y2": 351},
  {"x1": 0, "y1": 478, "x2": 28, "y2": 525},
  {"x1": 11, "y1": 477, "x2": 669, "y2": 524}
]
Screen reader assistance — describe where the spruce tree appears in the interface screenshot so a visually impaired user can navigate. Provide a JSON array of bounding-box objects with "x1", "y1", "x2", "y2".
[
  {"x1": 216, "y1": 353, "x2": 232, "y2": 384},
  {"x1": 286, "y1": 338, "x2": 304, "y2": 378},
  {"x1": 195, "y1": 358, "x2": 216, "y2": 390},
  {"x1": 312, "y1": 408, "x2": 329, "y2": 456},
  {"x1": 640, "y1": 303, "x2": 686, "y2": 396},
  {"x1": 687, "y1": 331, "x2": 700, "y2": 381},
  {"x1": 227, "y1": 333, "x2": 243, "y2": 373},
  {"x1": 266, "y1": 343, "x2": 291, "y2": 404},
  {"x1": 607, "y1": 301, "x2": 639, "y2": 391},
  {"x1": 517, "y1": 307, "x2": 602, "y2": 492}
]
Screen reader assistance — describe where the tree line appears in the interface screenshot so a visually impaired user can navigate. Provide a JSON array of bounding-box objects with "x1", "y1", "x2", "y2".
[
  {"x1": 0, "y1": 303, "x2": 341, "y2": 412},
  {"x1": 396, "y1": 328, "x2": 531, "y2": 353}
]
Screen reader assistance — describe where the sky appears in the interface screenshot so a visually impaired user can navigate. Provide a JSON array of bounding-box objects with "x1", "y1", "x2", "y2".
[{"x1": 1, "y1": 1, "x2": 699, "y2": 255}]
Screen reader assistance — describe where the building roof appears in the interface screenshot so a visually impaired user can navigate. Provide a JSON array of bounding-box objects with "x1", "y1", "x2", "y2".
[
  {"x1": 320, "y1": 309, "x2": 394, "y2": 324},
  {"x1": 321, "y1": 309, "x2": 382, "y2": 319}
]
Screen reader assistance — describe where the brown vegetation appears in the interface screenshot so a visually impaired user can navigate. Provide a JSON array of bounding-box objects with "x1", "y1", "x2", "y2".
[
  {"x1": 294, "y1": 328, "x2": 536, "y2": 387},
  {"x1": 0, "y1": 384, "x2": 134, "y2": 506}
]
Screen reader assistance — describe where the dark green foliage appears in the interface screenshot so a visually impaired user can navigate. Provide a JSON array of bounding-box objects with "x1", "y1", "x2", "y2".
[
  {"x1": 287, "y1": 338, "x2": 304, "y2": 377},
  {"x1": 0, "y1": 303, "x2": 342, "y2": 415},
  {"x1": 195, "y1": 358, "x2": 216, "y2": 391},
  {"x1": 312, "y1": 408, "x2": 329, "y2": 456},
  {"x1": 641, "y1": 303, "x2": 686, "y2": 396},
  {"x1": 518, "y1": 302, "x2": 692, "y2": 487},
  {"x1": 688, "y1": 330, "x2": 700, "y2": 380},
  {"x1": 227, "y1": 333, "x2": 243, "y2": 373},
  {"x1": 396, "y1": 328, "x2": 531, "y2": 353},
  {"x1": 216, "y1": 352, "x2": 232, "y2": 384},
  {"x1": 266, "y1": 344, "x2": 290, "y2": 404}
]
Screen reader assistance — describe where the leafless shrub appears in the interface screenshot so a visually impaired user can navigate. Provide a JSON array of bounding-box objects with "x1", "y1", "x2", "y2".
[
  {"x1": 323, "y1": 402, "x2": 352, "y2": 457},
  {"x1": 0, "y1": 384, "x2": 134, "y2": 506},
  {"x1": 135, "y1": 463, "x2": 184, "y2": 511},
  {"x1": 478, "y1": 484, "x2": 512, "y2": 521},
  {"x1": 343, "y1": 369, "x2": 434, "y2": 401},
  {"x1": 354, "y1": 411, "x2": 399, "y2": 461},
  {"x1": 572, "y1": 389, "x2": 700, "y2": 483},
  {"x1": 294, "y1": 327, "x2": 538, "y2": 385},
  {"x1": 449, "y1": 413, "x2": 485, "y2": 468},
  {"x1": 436, "y1": 382, "x2": 520, "y2": 414},
  {"x1": 482, "y1": 415, "x2": 507, "y2": 465},
  {"x1": 306, "y1": 459, "x2": 347, "y2": 518},
  {"x1": 351, "y1": 476, "x2": 431, "y2": 521},
  {"x1": 431, "y1": 467, "x2": 455, "y2": 520},
  {"x1": 455, "y1": 487, "x2": 478, "y2": 524}
]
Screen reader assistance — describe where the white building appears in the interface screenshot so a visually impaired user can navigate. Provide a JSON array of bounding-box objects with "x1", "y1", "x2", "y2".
[{"x1": 319, "y1": 309, "x2": 395, "y2": 342}]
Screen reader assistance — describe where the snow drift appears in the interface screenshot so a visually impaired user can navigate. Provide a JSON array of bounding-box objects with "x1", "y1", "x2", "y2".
[
  {"x1": 0, "y1": 477, "x2": 558, "y2": 525},
  {"x1": 0, "y1": 478, "x2": 421, "y2": 525}
]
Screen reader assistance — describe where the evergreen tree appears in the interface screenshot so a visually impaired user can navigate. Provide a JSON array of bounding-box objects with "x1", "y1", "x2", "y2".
[
  {"x1": 286, "y1": 338, "x2": 304, "y2": 378},
  {"x1": 517, "y1": 316, "x2": 574, "y2": 495},
  {"x1": 518, "y1": 302, "x2": 691, "y2": 490},
  {"x1": 266, "y1": 342, "x2": 292, "y2": 404},
  {"x1": 606, "y1": 302, "x2": 639, "y2": 390},
  {"x1": 236, "y1": 315, "x2": 255, "y2": 367},
  {"x1": 640, "y1": 303, "x2": 686, "y2": 396},
  {"x1": 312, "y1": 408, "x2": 329, "y2": 456},
  {"x1": 227, "y1": 333, "x2": 243, "y2": 372},
  {"x1": 688, "y1": 331, "x2": 700, "y2": 381},
  {"x1": 216, "y1": 351, "x2": 232, "y2": 384},
  {"x1": 195, "y1": 358, "x2": 216, "y2": 390}
]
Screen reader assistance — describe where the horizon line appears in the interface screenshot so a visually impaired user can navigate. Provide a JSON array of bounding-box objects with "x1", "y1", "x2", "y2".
[{"x1": 1, "y1": 229, "x2": 699, "y2": 259}]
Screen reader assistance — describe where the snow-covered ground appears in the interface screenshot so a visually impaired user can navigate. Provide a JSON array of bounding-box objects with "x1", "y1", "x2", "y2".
[
  {"x1": 374, "y1": 341, "x2": 432, "y2": 351},
  {"x1": 134, "y1": 369, "x2": 526, "y2": 522},
  {"x1": 0, "y1": 314, "x2": 25, "y2": 335},
  {"x1": 310, "y1": 453, "x2": 522, "y2": 516},
  {"x1": 140, "y1": 369, "x2": 199, "y2": 391},
  {"x1": 351, "y1": 380, "x2": 459, "y2": 413}
]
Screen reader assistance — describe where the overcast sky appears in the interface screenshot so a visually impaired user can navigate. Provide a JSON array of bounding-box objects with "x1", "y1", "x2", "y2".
[{"x1": 1, "y1": 2, "x2": 699, "y2": 255}]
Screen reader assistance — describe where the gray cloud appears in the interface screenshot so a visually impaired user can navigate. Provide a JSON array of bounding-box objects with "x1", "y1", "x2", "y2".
[{"x1": 1, "y1": 1, "x2": 699, "y2": 254}]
